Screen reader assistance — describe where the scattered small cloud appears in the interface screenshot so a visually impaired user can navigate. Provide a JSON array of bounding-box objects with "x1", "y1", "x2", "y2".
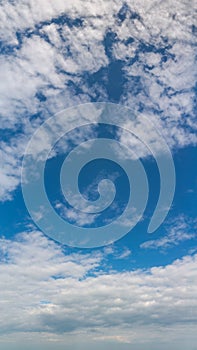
[{"x1": 141, "y1": 215, "x2": 197, "y2": 250}]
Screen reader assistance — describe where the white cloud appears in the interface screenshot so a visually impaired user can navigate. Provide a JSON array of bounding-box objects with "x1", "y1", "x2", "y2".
[
  {"x1": 0, "y1": 140, "x2": 24, "y2": 200},
  {"x1": 141, "y1": 215, "x2": 197, "y2": 249},
  {"x1": 56, "y1": 202, "x2": 98, "y2": 226},
  {"x1": 0, "y1": 0, "x2": 196, "y2": 202},
  {"x1": 103, "y1": 245, "x2": 132, "y2": 260},
  {"x1": 0, "y1": 229, "x2": 197, "y2": 348},
  {"x1": 114, "y1": 247, "x2": 132, "y2": 259}
]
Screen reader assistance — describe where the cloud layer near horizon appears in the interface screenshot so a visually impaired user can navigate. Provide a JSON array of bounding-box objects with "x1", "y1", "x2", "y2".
[{"x1": 0, "y1": 230, "x2": 197, "y2": 346}]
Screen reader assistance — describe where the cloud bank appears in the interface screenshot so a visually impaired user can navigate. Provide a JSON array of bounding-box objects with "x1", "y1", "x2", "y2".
[{"x1": 0, "y1": 230, "x2": 197, "y2": 348}]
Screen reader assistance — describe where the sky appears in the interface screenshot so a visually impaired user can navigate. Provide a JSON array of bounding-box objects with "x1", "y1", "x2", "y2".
[{"x1": 0, "y1": 0, "x2": 197, "y2": 349}]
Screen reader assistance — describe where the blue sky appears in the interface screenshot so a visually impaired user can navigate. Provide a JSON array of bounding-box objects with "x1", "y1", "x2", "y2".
[{"x1": 0, "y1": 0, "x2": 197, "y2": 349}]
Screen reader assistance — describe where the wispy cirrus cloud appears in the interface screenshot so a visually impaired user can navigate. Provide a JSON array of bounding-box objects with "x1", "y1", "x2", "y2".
[{"x1": 141, "y1": 215, "x2": 197, "y2": 250}]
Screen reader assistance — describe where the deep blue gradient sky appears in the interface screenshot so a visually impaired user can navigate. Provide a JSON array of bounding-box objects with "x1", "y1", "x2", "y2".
[{"x1": 0, "y1": 1, "x2": 197, "y2": 349}]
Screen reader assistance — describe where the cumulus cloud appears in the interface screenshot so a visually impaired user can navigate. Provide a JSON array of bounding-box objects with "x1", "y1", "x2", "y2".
[
  {"x1": 0, "y1": 0, "x2": 196, "y2": 203},
  {"x1": 0, "y1": 229, "x2": 197, "y2": 348}
]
